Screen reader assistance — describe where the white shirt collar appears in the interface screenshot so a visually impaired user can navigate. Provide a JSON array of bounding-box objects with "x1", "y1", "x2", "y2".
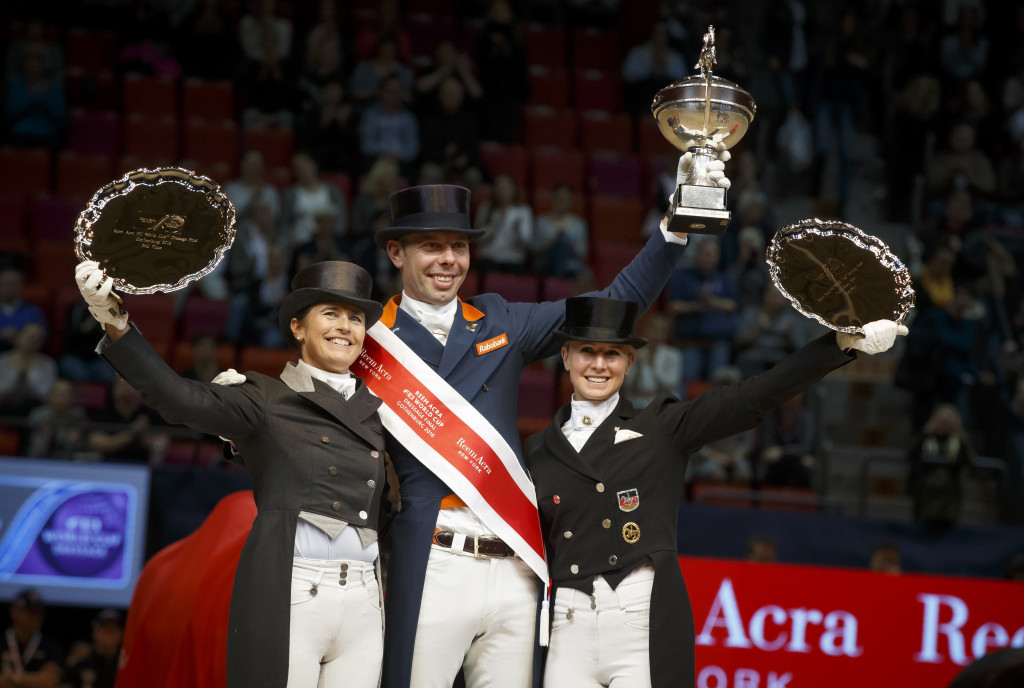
[
  {"x1": 565, "y1": 393, "x2": 620, "y2": 432},
  {"x1": 296, "y1": 359, "x2": 356, "y2": 399},
  {"x1": 399, "y1": 291, "x2": 458, "y2": 342}
]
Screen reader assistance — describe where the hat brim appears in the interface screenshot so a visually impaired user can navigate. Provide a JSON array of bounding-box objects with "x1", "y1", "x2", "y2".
[
  {"x1": 278, "y1": 288, "x2": 384, "y2": 346},
  {"x1": 374, "y1": 225, "x2": 488, "y2": 249},
  {"x1": 553, "y1": 331, "x2": 648, "y2": 349}
]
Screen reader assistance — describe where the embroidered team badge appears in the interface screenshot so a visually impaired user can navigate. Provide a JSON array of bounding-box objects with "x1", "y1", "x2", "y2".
[{"x1": 617, "y1": 488, "x2": 639, "y2": 512}]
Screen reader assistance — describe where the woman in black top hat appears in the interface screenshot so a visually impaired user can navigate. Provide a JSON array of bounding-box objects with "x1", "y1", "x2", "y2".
[
  {"x1": 74, "y1": 259, "x2": 390, "y2": 688},
  {"x1": 524, "y1": 297, "x2": 905, "y2": 688}
]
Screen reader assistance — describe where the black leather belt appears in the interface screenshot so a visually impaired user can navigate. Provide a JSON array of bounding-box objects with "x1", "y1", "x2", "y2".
[{"x1": 432, "y1": 528, "x2": 517, "y2": 558}]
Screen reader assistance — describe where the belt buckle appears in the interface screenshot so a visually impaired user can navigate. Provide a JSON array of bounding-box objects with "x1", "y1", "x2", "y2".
[{"x1": 473, "y1": 536, "x2": 480, "y2": 558}]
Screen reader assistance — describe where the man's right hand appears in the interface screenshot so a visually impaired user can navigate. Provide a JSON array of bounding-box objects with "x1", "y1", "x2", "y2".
[{"x1": 75, "y1": 261, "x2": 128, "y2": 330}]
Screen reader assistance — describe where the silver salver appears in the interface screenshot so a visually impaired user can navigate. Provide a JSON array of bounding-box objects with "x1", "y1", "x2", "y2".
[
  {"x1": 766, "y1": 219, "x2": 915, "y2": 335},
  {"x1": 74, "y1": 167, "x2": 236, "y2": 294}
]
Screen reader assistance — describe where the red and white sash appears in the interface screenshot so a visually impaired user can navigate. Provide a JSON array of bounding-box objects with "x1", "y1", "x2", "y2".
[{"x1": 353, "y1": 322, "x2": 548, "y2": 583}]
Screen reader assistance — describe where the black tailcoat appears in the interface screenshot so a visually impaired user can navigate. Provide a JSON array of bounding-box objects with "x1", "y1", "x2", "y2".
[{"x1": 524, "y1": 333, "x2": 854, "y2": 688}]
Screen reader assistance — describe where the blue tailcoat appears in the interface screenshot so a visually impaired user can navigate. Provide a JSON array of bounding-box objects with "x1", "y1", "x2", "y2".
[{"x1": 381, "y1": 231, "x2": 686, "y2": 688}]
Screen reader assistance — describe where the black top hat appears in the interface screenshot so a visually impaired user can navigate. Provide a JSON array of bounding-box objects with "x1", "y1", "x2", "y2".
[
  {"x1": 278, "y1": 261, "x2": 384, "y2": 346},
  {"x1": 553, "y1": 297, "x2": 648, "y2": 349},
  {"x1": 374, "y1": 185, "x2": 487, "y2": 248}
]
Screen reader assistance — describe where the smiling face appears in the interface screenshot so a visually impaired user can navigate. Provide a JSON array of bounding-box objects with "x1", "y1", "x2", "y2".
[
  {"x1": 387, "y1": 231, "x2": 470, "y2": 306},
  {"x1": 291, "y1": 302, "x2": 366, "y2": 374},
  {"x1": 561, "y1": 341, "x2": 635, "y2": 403}
]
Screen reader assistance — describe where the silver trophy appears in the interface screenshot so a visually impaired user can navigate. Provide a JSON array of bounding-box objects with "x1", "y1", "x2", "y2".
[
  {"x1": 652, "y1": 26, "x2": 756, "y2": 235},
  {"x1": 74, "y1": 167, "x2": 236, "y2": 294}
]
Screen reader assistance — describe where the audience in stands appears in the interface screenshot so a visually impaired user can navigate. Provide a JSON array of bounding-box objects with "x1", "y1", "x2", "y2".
[
  {"x1": 302, "y1": 0, "x2": 347, "y2": 85},
  {"x1": 868, "y1": 542, "x2": 903, "y2": 574},
  {"x1": 59, "y1": 300, "x2": 115, "y2": 383},
  {"x1": 280, "y1": 152, "x2": 347, "y2": 247},
  {"x1": 418, "y1": 77, "x2": 484, "y2": 190},
  {"x1": 87, "y1": 375, "x2": 169, "y2": 465},
  {"x1": 357, "y1": 74, "x2": 420, "y2": 177},
  {"x1": 745, "y1": 533, "x2": 778, "y2": 563},
  {"x1": 1, "y1": 589, "x2": 64, "y2": 688},
  {"x1": 222, "y1": 150, "x2": 282, "y2": 223},
  {"x1": 734, "y1": 286, "x2": 815, "y2": 379},
  {"x1": 0, "y1": 322, "x2": 57, "y2": 417},
  {"x1": 4, "y1": 41, "x2": 65, "y2": 151},
  {"x1": 684, "y1": 365, "x2": 755, "y2": 487},
  {"x1": 473, "y1": 0, "x2": 529, "y2": 143},
  {"x1": 180, "y1": 334, "x2": 224, "y2": 383},
  {"x1": 25, "y1": 378, "x2": 86, "y2": 459},
  {"x1": 906, "y1": 403, "x2": 975, "y2": 530},
  {"x1": 292, "y1": 203, "x2": 350, "y2": 275},
  {"x1": 473, "y1": 173, "x2": 534, "y2": 273},
  {"x1": 621, "y1": 311, "x2": 684, "y2": 408},
  {"x1": 298, "y1": 77, "x2": 359, "y2": 175},
  {"x1": 0, "y1": 268, "x2": 46, "y2": 353},
  {"x1": 415, "y1": 40, "x2": 483, "y2": 115},
  {"x1": 759, "y1": 391, "x2": 817, "y2": 489},
  {"x1": 534, "y1": 184, "x2": 589, "y2": 278},
  {"x1": 621, "y1": 20, "x2": 687, "y2": 117},
  {"x1": 349, "y1": 33, "x2": 413, "y2": 107},
  {"x1": 63, "y1": 608, "x2": 122, "y2": 688}
]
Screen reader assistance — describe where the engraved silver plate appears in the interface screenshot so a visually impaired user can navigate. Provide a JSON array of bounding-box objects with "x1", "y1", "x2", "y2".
[
  {"x1": 74, "y1": 167, "x2": 236, "y2": 294},
  {"x1": 766, "y1": 219, "x2": 915, "y2": 335}
]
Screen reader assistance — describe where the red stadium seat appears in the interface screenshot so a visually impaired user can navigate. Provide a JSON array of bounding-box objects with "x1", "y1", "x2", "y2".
[
  {"x1": 239, "y1": 347, "x2": 298, "y2": 378},
  {"x1": 588, "y1": 196, "x2": 646, "y2": 244},
  {"x1": 524, "y1": 23, "x2": 566, "y2": 69},
  {"x1": 638, "y1": 117, "x2": 674, "y2": 157},
  {"x1": 579, "y1": 111, "x2": 633, "y2": 154},
  {"x1": 0, "y1": 193, "x2": 28, "y2": 251},
  {"x1": 531, "y1": 188, "x2": 586, "y2": 216},
  {"x1": 171, "y1": 341, "x2": 238, "y2": 374},
  {"x1": 243, "y1": 128, "x2": 295, "y2": 169},
  {"x1": 265, "y1": 165, "x2": 294, "y2": 190},
  {"x1": 482, "y1": 273, "x2": 541, "y2": 303},
  {"x1": 408, "y1": 13, "x2": 457, "y2": 62},
  {"x1": 56, "y1": 152, "x2": 114, "y2": 199},
  {"x1": 517, "y1": 367, "x2": 559, "y2": 434},
  {"x1": 540, "y1": 276, "x2": 578, "y2": 302},
  {"x1": 30, "y1": 195, "x2": 82, "y2": 241},
  {"x1": 320, "y1": 172, "x2": 352, "y2": 202},
  {"x1": 31, "y1": 240, "x2": 79, "y2": 290},
  {"x1": 571, "y1": 28, "x2": 620, "y2": 72},
  {"x1": 588, "y1": 153, "x2": 643, "y2": 198},
  {"x1": 480, "y1": 142, "x2": 529, "y2": 190},
  {"x1": 0, "y1": 147, "x2": 50, "y2": 198},
  {"x1": 72, "y1": 381, "x2": 110, "y2": 412},
  {"x1": 119, "y1": 293, "x2": 178, "y2": 345},
  {"x1": 573, "y1": 70, "x2": 622, "y2": 113},
  {"x1": 122, "y1": 74, "x2": 178, "y2": 117},
  {"x1": 528, "y1": 66, "x2": 570, "y2": 108},
  {"x1": 122, "y1": 113, "x2": 179, "y2": 161},
  {"x1": 182, "y1": 79, "x2": 235, "y2": 121},
  {"x1": 530, "y1": 147, "x2": 585, "y2": 194},
  {"x1": 66, "y1": 29, "x2": 117, "y2": 71},
  {"x1": 67, "y1": 109, "x2": 120, "y2": 157},
  {"x1": 183, "y1": 118, "x2": 239, "y2": 173},
  {"x1": 458, "y1": 270, "x2": 480, "y2": 297},
  {"x1": 591, "y1": 240, "x2": 637, "y2": 285},
  {"x1": 523, "y1": 106, "x2": 577, "y2": 150},
  {"x1": 179, "y1": 296, "x2": 232, "y2": 341}
]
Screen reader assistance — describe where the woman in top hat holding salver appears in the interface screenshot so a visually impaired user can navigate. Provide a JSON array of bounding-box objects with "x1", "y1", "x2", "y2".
[
  {"x1": 74, "y1": 259, "x2": 390, "y2": 688},
  {"x1": 523, "y1": 296, "x2": 907, "y2": 688}
]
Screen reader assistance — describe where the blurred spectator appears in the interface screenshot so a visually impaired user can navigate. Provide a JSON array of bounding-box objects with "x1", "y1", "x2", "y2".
[
  {"x1": 239, "y1": 0, "x2": 296, "y2": 129},
  {"x1": 473, "y1": 174, "x2": 533, "y2": 273},
  {"x1": 534, "y1": 185, "x2": 589, "y2": 278},
  {"x1": 116, "y1": 1, "x2": 181, "y2": 78},
  {"x1": 906, "y1": 403, "x2": 975, "y2": 530},
  {"x1": 64, "y1": 609, "x2": 123, "y2": 688},
  {"x1": 4, "y1": 16, "x2": 63, "y2": 84},
  {"x1": 349, "y1": 34, "x2": 413, "y2": 106},
  {"x1": 291, "y1": 203, "x2": 350, "y2": 275},
  {"x1": 622, "y1": 20, "x2": 687, "y2": 117},
  {"x1": 810, "y1": 10, "x2": 872, "y2": 217},
  {"x1": 760, "y1": 0, "x2": 812, "y2": 110},
  {"x1": 180, "y1": 334, "x2": 223, "y2": 383},
  {"x1": 174, "y1": 0, "x2": 237, "y2": 80},
  {"x1": 350, "y1": 156, "x2": 401, "y2": 246},
  {"x1": 667, "y1": 240, "x2": 739, "y2": 382},
  {"x1": 746, "y1": 533, "x2": 778, "y2": 563},
  {"x1": 357, "y1": 75, "x2": 420, "y2": 177},
  {"x1": 915, "y1": 242, "x2": 958, "y2": 313},
  {"x1": 238, "y1": 0, "x2": 292, "y2": 66},
  {"x1": 222, "y1": 150, "x2": 282, "y2": 222},
  {"x1": 869, "y1": 542, "x2": 903, "y2": 574},
  {"x1": 0, "y1": 589, "x2": 63, "y2": 688},
  {"x1": 0, "y1": 268, "x2": 47, "y2": 354},
  {"x1": 1005, "y1": 553, "x2": 1024, "y2": 581},
  {"x1": 418, "y1": 77, "x2": 484, "y2": 190},
  {"x1": 686, "y1": 366, "x2": 756, "y2": 486},
  {"x1": 4, "y1": 41, "x2": 64, "y2": 150},
  {"x1": 303, "y1": 0, "x2": 347, "y2": 84},
  {"x1": 473, "y1": 0, "x2": 529, "y2": 142},
  {"x1": 87, "y1": 375, "x2": 169, "y2": 465},
  {"x1": 298, "y1": 78, "x2": 359, "y2": 175},
  {"x1": 926, "y1": 122, "x2": 997, "y2": 202},
  {"x1": 622, "y1": 312, "x2": 684, "y2": 408},
  {"x1": 354, "y1": 0, "x2": 411, "y2": 63},
  {"x1": 939, "y1": 5, "x2": 988, "y2": 85},
  {"x1": 759, "y1": 391, "x2": 816, "y2": 489},
  {"x1": 415, "y1": 40, "x2": 483, "y2": 115},
  {"x1": 997, "y1": 135, "x2": 1024, "y2": 224},
  {"x1": 227, "y1": 244, "x2": 290, "y2": 348},
  {"x1": 25, "y1": 378, "x2": 87, "y2": 459},
  {"x1": 58, "y1": 301, "x2": 115, "y2": 383},
  {"x1": 225, "y1": 201, "x2": 277, "y2": 295},
  {"x1": 886, "y1": 76, "x2": 942, "y2": 221},
  {"x1": 280, "y1": 152, "x2": 347, "y2": 247},
  {"x1": 726, "y1": 221, "x2": 771, "y2": 307},
  {"x1": 734, "y1": 286, "x2": 812, "y2": 379},
  {"x1": 957, "y1": 79, "x2": 999, "y2": 157},
  {"x1": 0, "y1": 322, "x2": 57, "y2": 417}
]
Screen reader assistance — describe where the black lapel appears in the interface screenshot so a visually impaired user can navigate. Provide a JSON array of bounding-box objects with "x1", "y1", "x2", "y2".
[
  {"x1": 298, "y1": 378, "x2": 383, "y2": 448},
  {"x1": 437, "y1": 303, "x2": 484, "y2": 378},
  {"x1": 540, "y1": 404, "x2": 601, "y2": 481}
]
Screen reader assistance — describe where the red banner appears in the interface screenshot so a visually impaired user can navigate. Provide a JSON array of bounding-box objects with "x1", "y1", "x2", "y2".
[{"x1": 681, "y1": 556, "x2": 1023, "y2": 687}]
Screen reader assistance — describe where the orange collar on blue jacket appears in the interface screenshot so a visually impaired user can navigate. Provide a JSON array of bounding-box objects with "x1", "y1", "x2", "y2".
[{"x1": 379, "y1": 295, "x2": 485, "y2": 328}]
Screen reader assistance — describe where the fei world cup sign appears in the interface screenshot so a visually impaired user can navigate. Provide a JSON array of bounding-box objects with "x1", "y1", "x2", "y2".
[{"x1": 681, "y1": 557, "x2": 1023, "y2": 687}]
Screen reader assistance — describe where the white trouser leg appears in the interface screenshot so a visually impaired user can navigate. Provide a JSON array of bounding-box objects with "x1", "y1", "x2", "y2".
[
  {"x1": 287, "y1": 558, "x2": 383, "y2": 688},
  {"x1": 543, "y1": 566, "x2": 654, "y2": 688},
  {"x1": 410, "y1": 545, "x2": 540, "y2": 688}
]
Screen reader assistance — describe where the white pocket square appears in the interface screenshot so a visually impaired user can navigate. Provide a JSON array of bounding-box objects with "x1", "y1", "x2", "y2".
[{"x1": 614, "y1": 429, "x2": 643, "y2": 444}]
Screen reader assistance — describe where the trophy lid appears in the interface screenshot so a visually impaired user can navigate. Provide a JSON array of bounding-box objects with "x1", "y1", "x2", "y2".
[{"x1": 74, "y1": 167, "x2": 236, "y2": 294}]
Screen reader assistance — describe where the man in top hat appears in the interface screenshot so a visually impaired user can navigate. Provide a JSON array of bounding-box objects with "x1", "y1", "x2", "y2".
[
  {"x1": 1, "y1": 589, "x2": 64, "y2": 688},
  {"x1": 372, "y1": 182, "x2": 711, "y2": 688},
  {"x1": 524, "y1": 297, "x2": 905, "y2": 687},
  {"x1": 74, "y1": 259, "x2": 391, "y2": 688}
]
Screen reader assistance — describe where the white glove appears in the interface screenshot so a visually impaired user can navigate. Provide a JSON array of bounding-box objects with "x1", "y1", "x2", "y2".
[
  {"x1": 75, "y1": 260, "x2": 128, "y2": 330},
  {"x1": 678, "y1": 135, "x2": 732, "y2": 190},
  {"x1": 836, "y1": 320, "x2": 909, "y2": 355},
  {"x1": 211, "y1": 368, "x2": 246, "y2": 386}
]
